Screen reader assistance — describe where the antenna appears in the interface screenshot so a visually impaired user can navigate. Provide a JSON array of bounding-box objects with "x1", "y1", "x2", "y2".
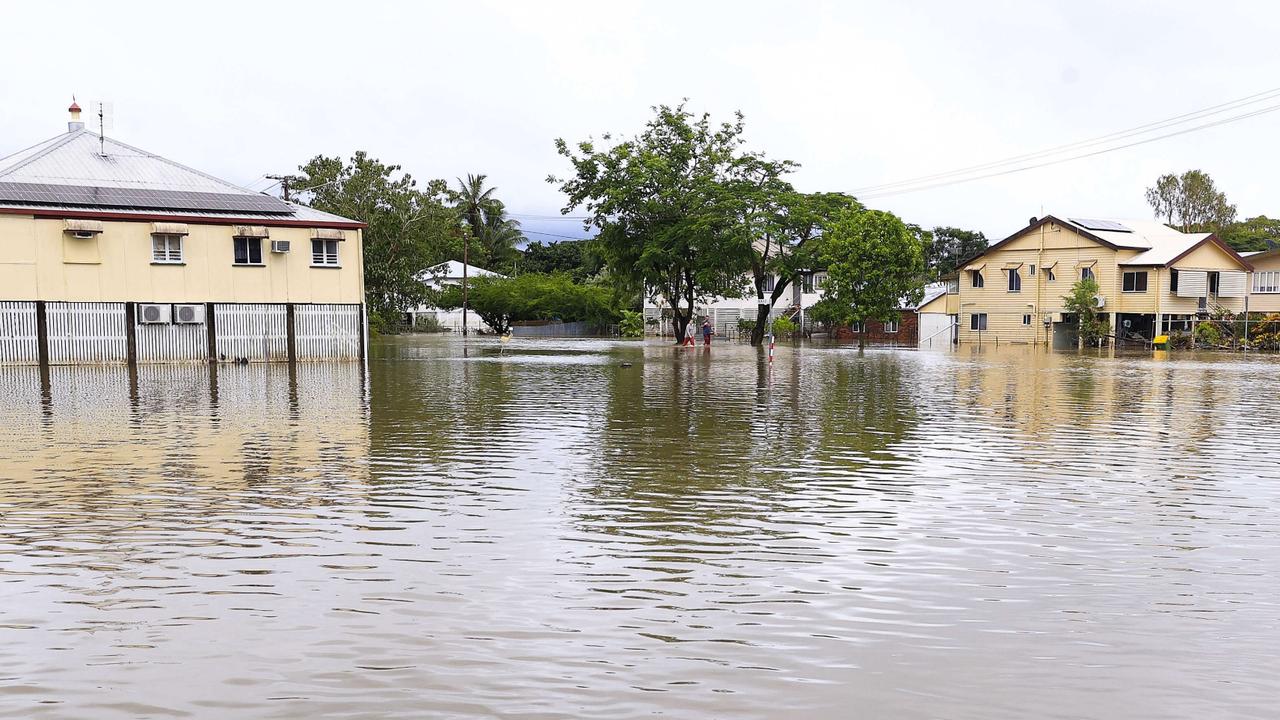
[{"x1": 95, "y1": 101, "x2": 114, "y2": 156}]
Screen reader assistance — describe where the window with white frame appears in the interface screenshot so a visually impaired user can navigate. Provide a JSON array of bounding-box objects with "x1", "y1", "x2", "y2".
[
  {"x1": 233, "y1": 237, "x2": 263, "y2": 265},
  {"x1": 1022, "y1": 314, "x2": 1032, "y2": 325},
  {"x1": 1046, "y1": 267, "x2": 1056, "y2": 281},
  {"x1": 970, "y1": 270, "x2": 984, "y2": 288},
  {"x1": 1122, "y1": 271, "x2": 1148, "y2": 292},
  {"x1": 312, "y1": 238, "x2": 340, "y2": 266},
  {"x1": 1254, "y1": 271, "x2": 1280, "y2": 293},
  {"x1": 850, "y1": 320, "x2": 862, "y2": 333},
  {"x1": 151, "y1": 234, "x2": 183, "y2": 263},
  {"x1": 970, "y1": 313, "x2": 987, "y2": 331},
  {"x1": 1081, "y1": 266, "x2": 1095, "y2": 282},
  {"x1": 884, "y1": 320, "x2": 898, "y2": 333},
  {"x1": 762, "y1": 275, "x2": 775, "y2": 293},
  {"x1": 1007, "y1": 268, "x2": 1021, "y2": 292}
]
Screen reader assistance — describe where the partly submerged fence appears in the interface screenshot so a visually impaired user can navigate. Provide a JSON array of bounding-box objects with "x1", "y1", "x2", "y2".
[{"x1": 510, "y1": 320, "x2": 615, "y2": 338}]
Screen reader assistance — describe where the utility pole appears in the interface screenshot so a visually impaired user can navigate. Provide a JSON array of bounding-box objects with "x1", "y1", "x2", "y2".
[
  {"x1": 462, "y1": 233, "x2": 469, "y2": 337},
  {"x1": 266, "y1": 175, "x2": 295, "y2": 202}
]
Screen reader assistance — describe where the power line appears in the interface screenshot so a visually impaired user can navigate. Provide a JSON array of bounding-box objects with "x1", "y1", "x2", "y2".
[
  {"x1": 521, "y1": 228, "x2": 594, "y2": 240},
  {"x1": 857, "y1": 100, "x2": 1280, "y2": 200},
  {"x1": 850, "y1": 84, "x2": 1280, "y2": 196}
]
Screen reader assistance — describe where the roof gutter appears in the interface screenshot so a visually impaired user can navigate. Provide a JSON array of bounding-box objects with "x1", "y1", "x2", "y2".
[{"x1": 0, "y1": 205, "x2": 366, "y2": 230}]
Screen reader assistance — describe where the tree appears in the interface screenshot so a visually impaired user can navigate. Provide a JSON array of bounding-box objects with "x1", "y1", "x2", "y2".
[
  {"x1": 550, "y1": 102, "x2": 753, "y2": 344},
  {"x1": 925, "y1": 226, "x2": 988, "y2": 280},
  {"x1": 518, "y1": 239, "x2": 603, "y2": 279},
  {"x1": 450, "y1": 175, "x2": 524, "y2": 271},
  {"x1": 1062, "y1": 277, "x2": 1109, "y2": 346},
  {"x1": 435, "y1": 273, "x2": 621, "y2": 334},
  {"x1": 1219, "y1": 215, "x2": 1280, "y2": 253},
  {"x1": 815, "y1": 208, "x2": 926, "y2": 349},
  {"x1": 294, "y1": 152, "x2": 459, "y2": 330},
  {"x1": 1145, "y1": 170, "x2": 1237, "y2": 233}
]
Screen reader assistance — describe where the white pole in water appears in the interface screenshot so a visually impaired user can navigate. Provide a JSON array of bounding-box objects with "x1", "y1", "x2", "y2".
[{"x1": 767, "y1": 331, "x2": 775, "y2": 363}]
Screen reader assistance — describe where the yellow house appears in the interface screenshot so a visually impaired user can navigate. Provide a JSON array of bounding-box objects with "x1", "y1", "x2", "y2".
[
  {"x1": 0, "y1": 102, "x2": 366, "y2": 364},
  {"x1": 1245, "y1": 248, "x2": 1280, "y2": 315},
  {"x1": 956, "y1": 215, "x2": 1254, "y2": 346}
]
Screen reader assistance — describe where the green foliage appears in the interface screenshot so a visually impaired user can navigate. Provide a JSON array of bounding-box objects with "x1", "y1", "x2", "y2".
[
  {"x1": 1193, "y1": 321, "x2": 1224, "y2": 347},
  {"x1": 551, "y1": 102, "x2": 758, "y2": 343},
  {"x1": 1062, "y1": 277, "x2": 1109, "y2": 344},
  {"x1": 1248, "y1": 313, "x2": 1280, "y2": 349},
  {"x1": 924, "y1": 226, "x2": 989, "y2": 280},
  {"x1": 294, "y1": 152, "x2": 460, "y2": 325},
  {"x1": 518, "y1": 239, "x2": 604, "y2": 280},
  {"x1": 770, "y1": 315, "x2": 798, "y2": 338},
  {"x1": 412, "y1": 314, "x2": 446, "y2": 333},
  {"x1": 451, "y1": 174, "x2": 524, "y2": 272},
  {"x1": 1219, "y1": 215, "x2": 1280, "y2": 253},
  {"x1": 619, "y1": 310, "x2": 644, "y2": 338},
  {"x1": 1145, "y1": 170, "x2": 1237, "y2": 233},
  {"x1": 806, "y1": 298, "x2": 845, "y2": 331},
  {"x1": 817, "y1": 208, "x2": 926, "y2": 348},
  {"x1": 449, "y1": 273, "x2": 622, "y2": 334},
  {"x1": 736, "y1": 317, "x2": 757, "y2": 333},
  {"x1": 1168, "y1": 331, "x2": 1194, "y2": 350}
]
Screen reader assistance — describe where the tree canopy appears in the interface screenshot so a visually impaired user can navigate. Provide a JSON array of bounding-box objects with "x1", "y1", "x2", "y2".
[
  {"x1": 924, "y1": 226, "x2": 988, "y2": 280},
  {"x1": 1219, "y1": 215, "x2": 1280, "y2": 253},
  {"x1": 435, "y1": 273, "x2": 620, "y2": 335},
  {"x1": 518, "y1": 239, "x2": 604, "y2": 280},
  {"x1": 294, "y1": 152, "x2": 459, "y2": 328},
  {"x1": 814, "y1": 208, "x2": 926, "y2": 348},
  {"x1": 550, "y1": 102, "x2": 759, "y2": 343},
  {"x1": 1063, "y1": 276, "x2": 1109, "y2": 345},
  {"x1": 450, "y1": 174, "x2": 524, "y2": 272},
  {"x1": 1145, "y1": 170, "x2": 1237, "y2": 234}
]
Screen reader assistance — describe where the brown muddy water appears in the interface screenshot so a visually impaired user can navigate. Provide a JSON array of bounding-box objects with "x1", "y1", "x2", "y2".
[{"x1": 1, "y1": 336, "x2": 1278, "y2": 719}]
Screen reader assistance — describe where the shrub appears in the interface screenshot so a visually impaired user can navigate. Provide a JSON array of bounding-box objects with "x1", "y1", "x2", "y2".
[
  {"x1": 413, "y1": 314, "x2": 445, "y2": 333},
  {"x1": 619, "y1": 310, "x2": 644, "y2": 338},
  {"x1": 737, "y1": 317, "x2": 757, "y2": 333},
  {"x1": 771, "y1": 316, "x2": 798, "y2": 338},
  {"x1": 1194, "y1": 321, "x2": 1223, "y2": 347}
]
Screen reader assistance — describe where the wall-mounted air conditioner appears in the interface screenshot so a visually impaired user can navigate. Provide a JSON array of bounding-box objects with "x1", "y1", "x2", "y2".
[
  {"x1": 172, "y1": 304, "x2": 205, "y2": 324},
  {"x1": 1094, "y1": 295, "x2": 1106, "y2": 308},
  {"x1": 138, "y1": 303, "x2": 171, "y2": 324},
  {"x1": 271, "y1": 240, "x2": 291, "y2": 253}
]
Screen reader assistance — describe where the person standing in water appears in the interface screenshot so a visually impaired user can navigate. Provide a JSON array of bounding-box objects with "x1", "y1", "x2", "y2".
[{"x1": 701, "y1": 318, "x2": 714, "y2": 347}]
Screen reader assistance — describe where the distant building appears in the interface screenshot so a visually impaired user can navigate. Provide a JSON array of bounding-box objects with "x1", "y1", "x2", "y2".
[
  {"x1": 1245, "y1": 248, "x2": 1280, "y2": 315},
  {"x1": 955, "y1": 216, "x2": 1254, "y2": 346},
  {"x1": 0, "y1": 102, "x2": 366, "y2": 364},
  {"x1": 831, "y1": 283, "x2": 954, "y2": 347},
  {"x1": 642, "y1": 270, "x2": 827, "y2": 337},
  {"x1": 407, "y1": 260, "x2": 505, "y2": 333}
]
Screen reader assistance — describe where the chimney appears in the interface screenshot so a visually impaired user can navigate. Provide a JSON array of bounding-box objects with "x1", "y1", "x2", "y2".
[{"x1": 68, "y1": 98, "x2": 84, "y2": 132}]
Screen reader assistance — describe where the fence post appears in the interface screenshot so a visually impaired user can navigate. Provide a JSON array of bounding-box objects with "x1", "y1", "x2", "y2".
[
  {"x1": 124, "y1": 301, "x2": 138, "y2": 366},
  {"x1": 286, "y1": 302, "x2": 297, "y2": 364},
  {"x1": 205, "y1": 302, "x2": 217, "y2": 362},
  {"x1": 35, "y1": 300, "x2": 49, "y2": 368}
]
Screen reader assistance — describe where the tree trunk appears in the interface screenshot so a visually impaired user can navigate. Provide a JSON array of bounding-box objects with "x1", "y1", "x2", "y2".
[
  {"x1": 672, "y1": 309, "x2": 691, "y2": 344},
  {"x1": 858, "y1": 319, "x2": 866, "y2": 350},
  {"x1": 751, "y1": 301, "x2": 769, "y2": 346}
]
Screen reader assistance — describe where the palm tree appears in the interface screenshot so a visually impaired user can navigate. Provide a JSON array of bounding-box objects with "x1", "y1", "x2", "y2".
[
  {"x1": 478, "y1": 200, "x2": 524, "y2": 272},
  {"x1": 452, "y1": 173, "x2": 496, "y2": 240}
]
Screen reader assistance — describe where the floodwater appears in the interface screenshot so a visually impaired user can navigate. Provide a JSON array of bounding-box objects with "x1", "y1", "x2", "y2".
[{"x1": 1, "y1": 337, "x2": 1278, "y2": 719}]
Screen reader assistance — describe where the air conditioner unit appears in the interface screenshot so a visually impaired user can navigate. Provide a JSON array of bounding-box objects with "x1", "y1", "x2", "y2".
[
  {"x1": 138, "y1": 303, "x2": 171, "y2": 324},
  {"x1": 270, "y1": 240, "x2": 291, "y2": 253},
  {"x1": 172, "y1": 303, "x2": 205, "y2": 324},
  {"x1": 1094, "y1": 295, "x2": 1106, "y2": 308}
]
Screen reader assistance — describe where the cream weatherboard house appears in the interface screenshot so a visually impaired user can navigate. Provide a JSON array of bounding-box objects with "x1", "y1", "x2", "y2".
[
  {"x1": 0, "y1": 103, "x2": 365, "y2": 365},
  {"x1": 956, "y1": 215, "x2": 1254, "y2": 346}
]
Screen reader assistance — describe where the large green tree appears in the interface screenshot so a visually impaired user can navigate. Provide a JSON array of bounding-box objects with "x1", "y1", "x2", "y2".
[
  {"x1": 813, "y1": 208, "x2": 926, "y2": 349},
  {"x1": 518, "y1": 239, "x2": 604, "y2": 280},
  {"x1": 1145, "y1": 170, "x2": 1237, "y2": 233},
  {"x1": 1219, "y1": 215, "x2": 1280, "y2": 253},
  {"x1": 435, "y1": 273, "x2": 620, "y2": 334},
  {"x1": 450, "y1": 174, "x2": 524, "y2": 271},
  {"x1": 925, "y1": 226, "x2": 988, "y2": 280},
  {"x1": 294, "y1": 152, "x2": 459, "y2": 328},
  {"x1": 550, "y1": 103, "x2": 753, "y2": 344}
]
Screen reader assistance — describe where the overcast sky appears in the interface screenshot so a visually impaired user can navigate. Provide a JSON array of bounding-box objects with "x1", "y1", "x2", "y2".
[{"x1": 4, "y1": 0, "x2": 1279, "y2": 242}]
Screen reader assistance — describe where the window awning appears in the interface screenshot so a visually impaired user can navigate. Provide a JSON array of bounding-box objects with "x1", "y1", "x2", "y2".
[
  {"x1": 233, "y1": 225, "x2": 270, "y2": 238},
  {"x1": 311, "y1": 228, "x2": 346, "y2": 241},
  {"x1": 151, "y1": 222, "x2": 189, "y2": 236},
  {"x1": 1003, "y1": 261, "x2": 1023, "y2": 270},
  {"x1": 964, "y1": 263, "x2": 986, "y2": 271},
  {"x1": 1042, "y1": 260, "x2": 1058, "y2": 270},
  {"x1": 1075, "y1": 259, "x2": 1097, "y2": 268},
  {"x1": 63, "y1": 219, "x2": 103, "y2": 234}
]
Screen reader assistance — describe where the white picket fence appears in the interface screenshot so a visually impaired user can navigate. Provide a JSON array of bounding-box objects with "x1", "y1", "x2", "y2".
[
  {"x1": 137, "y1": 321, "x2": 209, "y2": 363},
  {"x1": 295, "y1": 304, "x2": 362, "y2": 360},
  {"x1": 0, "y1": 302, "x2": 39, "y2": 364},
  {"x1": 213, "y1": 303, "x2": 289, "y2": 362},
  {"x1": 47, "y1": 302, "x2": 128, "y2": 364}
]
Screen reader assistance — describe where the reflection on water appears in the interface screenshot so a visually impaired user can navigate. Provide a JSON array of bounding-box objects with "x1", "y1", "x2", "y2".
[{"x1": 2, "y1": 338, "x2": 1279, "y2": 719}]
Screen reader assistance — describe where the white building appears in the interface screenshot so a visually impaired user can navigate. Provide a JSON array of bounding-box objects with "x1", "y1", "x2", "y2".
[
  {"x1": 407, "y1": 260, "x2": 506, "y2": 333},
  {"x1": 641, "y1": 271, "x2": 827, "y2": 338}
]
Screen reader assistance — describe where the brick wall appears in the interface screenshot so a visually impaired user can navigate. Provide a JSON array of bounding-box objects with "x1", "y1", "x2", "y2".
[{"x1": 831, "y1": 311, "x2": 920, "y2": 345}]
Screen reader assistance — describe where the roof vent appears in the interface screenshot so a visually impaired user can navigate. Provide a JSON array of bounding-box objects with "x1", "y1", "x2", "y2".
[
  {"x1": 68, "y1": 97, "x2": 84, "y2": 132},
  {"x1": 1029, "y1": 216, "x2": 1038, "y2": 225}
]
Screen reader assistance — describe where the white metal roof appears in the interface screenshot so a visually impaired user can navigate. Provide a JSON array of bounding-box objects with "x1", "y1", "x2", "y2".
[
  {"x1": 1053, "y1": 217, "x2": 1218, "y2": 267},
  {"x1": 419, "y1": 260, "x2": 506, "y2": 282}
]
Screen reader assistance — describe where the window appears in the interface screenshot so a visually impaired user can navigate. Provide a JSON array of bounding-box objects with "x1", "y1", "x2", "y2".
[
  {"x1": 151, "y1": 234, "x2": 183, "y2": 264},
  {"x1": 850, "y1": 321, "x2": 862, "y2": 333},
  {"x1": 970, "y1": 270, "x2": 984, "y2": 288},
  {"x1": 312, "y1": 239, "x2": 340, "y2": 266},
  {"x1": 1007, "y1": 269, "x2": 1021, "y2": 292},
  {"x1": 1022, "y1": 314, "x2": 1032, "y2": 326},
  {"x1": 884, "y1": 320, "x2": 899, "y2": 333},
  {"x1": 1254, "y1": 271, "x2": 1280, "y2": 293},
  {"x1": 234, "y1": 237, "x2": 263, "y2": 265},
  {"x1": 1081, "y1": 266, "x2": 1095, "y2": 282},
  {"x1": 1170, "y1": 269, "x2": 1179, "y2": 293},
  {"x1": 762, "y1": 275, "x2": 775, "y2": 293},
  {"x1": 1029, "y1": 264, "x2": 1036, "y2": 276},
  {"x1": 1208, "y1": 271, "x2": 1220, "y2": 295},
  {"x1": 970, "y1": 313, "x2": 988, "y2": 331},
  {"x1": 802, "y1": 273, "x2": 815, "y2": 294},
  {"x1": 1122, "y1": 271, "x2": 1148, "y2": 293},
  {"x1": 1046, "y1": 268, "x2": 1056, "y2": 282},
  {"x1": 814, "y1": 272, "x2": 827, "y2": 289}
]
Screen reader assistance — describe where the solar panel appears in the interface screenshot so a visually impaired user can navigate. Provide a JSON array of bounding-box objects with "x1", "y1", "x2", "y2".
[
  {"x1": 1069, "y1": 217, "x2": 1132, "y2": 233},
  {"x1": 0, "y1": 182, "x2": 293, "y2": 214}
]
